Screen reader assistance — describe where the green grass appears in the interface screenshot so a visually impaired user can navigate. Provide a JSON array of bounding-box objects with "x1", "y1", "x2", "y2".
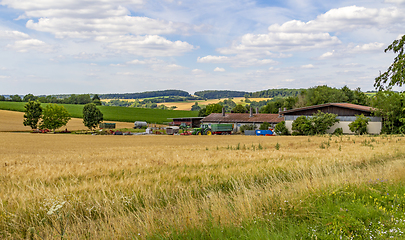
[
  {"x1": 0, "y1": 102, "x2": 198, "y2": 124},
  {"x1": 151, "y1": 180, "x2": 405, "y2": 239}
]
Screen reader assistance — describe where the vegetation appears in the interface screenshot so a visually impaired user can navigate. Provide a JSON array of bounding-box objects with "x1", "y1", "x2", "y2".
[
  {"x1": 1, "y1": 134, "x2": 405, "y2": 239},
  {"x1": 232, "y1": 104, "x2": 246, "y2": 113},
  {"x1": 371, "y1": 90, "x2": 405, "y2": 134},
  {"x1": 100, "y1": 89, "x2": 191, "y2": 99},
  {"x1": 375, "y1": 34, "x2": 405, "y2": 90},
  {"x1": 23, "y1": 101, "x2": 42, "y2": 129},
  {"x1": 239, "y1": 124, "x2": 256, "y2": 133},
  {"x1": 349, "y1": 114, "x2": 370, "y2": 135},
  {"x1": 274, "y1": 121, "x2": 289, "y2": 135},
  {"x1": 259, "y1": 122, "x2": 271, "y2": 130},
  {"x1": 40, "y1": 104, "x2": 71, "y2": 133},
  {"x1": 82, "y1": 103, "x2": 104, "y2": 131},
  {"x1": 0, "y1": 101, "x2": 198, "y2": 124},
  {"x1": 194, "y1": 90, "x2": 248, "y2": 99},
  {"x1": 198, "y1": 103, "x2": 223, "y2": 117},
  {"x1": 247, "y1": 88, "x2": 301, "y2": 98},
  {"x1": 292, "y1": 111, "x2": 339, "y2": 135}
]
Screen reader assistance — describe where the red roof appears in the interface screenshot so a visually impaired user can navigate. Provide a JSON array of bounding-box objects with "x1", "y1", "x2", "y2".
[
  {"x1": 202, "y1": 113, "x2": 284, "y2": 123},
  {"x1": 280, "y1": 103, "x2": 373, "y2": 114}
]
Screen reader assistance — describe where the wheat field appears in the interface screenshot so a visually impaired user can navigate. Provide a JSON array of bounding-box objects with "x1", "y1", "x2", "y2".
[{"x1": 1, "y1": 132, "x2": 405, "y2": 239}]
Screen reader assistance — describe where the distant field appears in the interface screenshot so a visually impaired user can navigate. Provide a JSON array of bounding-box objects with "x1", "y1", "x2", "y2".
[
  {"x1": 0, "y1": 102, "x2": 198, "y2": 124},
  {"x1": 0, "y1": 110, "x2": 134, "y2": 132}
]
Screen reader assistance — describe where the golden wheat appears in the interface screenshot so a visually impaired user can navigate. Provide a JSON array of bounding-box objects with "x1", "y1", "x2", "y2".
[{"x1": 0, "y1": 133, "x2": 404, "y2": 239}]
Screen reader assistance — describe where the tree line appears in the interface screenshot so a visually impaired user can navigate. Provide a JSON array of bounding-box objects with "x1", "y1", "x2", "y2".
[{"x1": 0, "y1": 93, "x2": 102, "y2": 105}]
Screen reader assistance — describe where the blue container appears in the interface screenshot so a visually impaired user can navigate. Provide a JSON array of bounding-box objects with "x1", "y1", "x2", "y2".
[{"x1": 255, "y1": 130, "x2": 274, "y2": 136}]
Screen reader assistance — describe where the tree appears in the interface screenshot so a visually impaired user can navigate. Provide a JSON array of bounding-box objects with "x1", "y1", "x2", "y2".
[
  {"x1": 311, "y1": 111, "x2": 339, "y2": 135},
  {"x1": 23, "y1": 94, "x2": 38, "y2": 102},
  {"x1": 371, "y1": 91, "x2": 405, "y2": 134},
  {"x1": 40, "y1": 104, "x2": 71, "y2": 133},
  {"x1": 205, "y1": 104, "x2": 223, "y2": 115},
  {"x1": 259, "y1": 122, "x2": 271, "y2": 130},
  {"x1": 10, "y1": 94, "x2": 22, "y2": 102},
  {"x1": 375, "y1": 35, "x2": 405, "y2": 90},
  {"x1": 23, "y1": 101, "x2": 42, "y2": 129},
  {"x1": 83, "y1": 103, "x2": 104, "y2": 131},
  {"x1": 92, "y1": 94, "x2": 102, "y2": 105},
  {"x1": 198, "y1": 108, "x2": 207, "y2": 117},
  {"x1": 191, "y1": 102, "x2": 201, "y2": 111},
  {"x1": 349, "y1": 114, "x2": 369, "y2": 135},
  {"x1": 292, "y1": 116, "x2": 313, "y2": 135},
  {"x1": 274, "y1": 121, "x2": 289, "y2": 135},
  {"x1": 0, "y1": 95, "x2": 5, "y2": 101},
  {"x1": 232, "y1": 104, "x2": 247, "y2": 113}
]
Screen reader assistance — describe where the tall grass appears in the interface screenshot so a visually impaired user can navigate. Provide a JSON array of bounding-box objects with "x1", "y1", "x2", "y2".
[{"x1": 0, "y1": 134, "x2": 405, "y2": 239}]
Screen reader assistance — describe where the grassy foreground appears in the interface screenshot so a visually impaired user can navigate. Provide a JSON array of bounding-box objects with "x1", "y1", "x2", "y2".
[
  {"x1": 0, "y1": 102, "x2": 197, "y2": 124},
  {"x1": 1, "y1": 134, "x2": 405, "y2": 239}
]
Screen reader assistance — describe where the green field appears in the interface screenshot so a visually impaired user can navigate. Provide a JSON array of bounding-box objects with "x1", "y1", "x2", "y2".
[{"x1": 0, "y1": 102, "x2": 198, "y2": 124}]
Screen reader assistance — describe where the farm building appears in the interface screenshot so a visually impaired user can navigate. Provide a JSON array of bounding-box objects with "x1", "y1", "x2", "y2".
[
  {"x1": 280, "y1": 103, "x2": 382, "y2": 134},
  {"x1": 201, "y1": 108, "x2": 283, "y2": 132},
  {"x1": 169, "y1": 117, "x2": 204, "y2": 128}
]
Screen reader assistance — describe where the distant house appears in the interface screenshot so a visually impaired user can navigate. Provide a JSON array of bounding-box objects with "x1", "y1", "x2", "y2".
[
  {"x1": 169, "y1": 117, "x2": 204, "y2": 128},
  {"x1": 280, "y1": 103, "x2": 382, "y2": 134},
  {"x1": 201, "y1": 108, "x2": 284, "y2": 132}
]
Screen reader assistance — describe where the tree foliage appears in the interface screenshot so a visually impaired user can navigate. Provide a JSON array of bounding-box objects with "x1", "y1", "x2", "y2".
[
  {"x1": 191, "y1": 102, "x2": 201, "y2": 111},
  {"x1": 348, "y1": 114, "x2": 369, "y2": 135},
  {"x1": 292, "y1": 111, "x2": 339, "y2": 135},
  {"x1": 371, "y1": 91, "x2": 405, "y2": 134},
  {"x1": 375, "y1": 35, "x2": 405, "y2": 90},
  {"x1": 83, "y1": 103, "x2": 104, "y2": 131},
  {"x1": 194, "y1": 90, "x2": 248, "y2": 99},
  {"x1": 274, "y1": 121, "x2": 289, "y2": 135},
  {"x1": 23, "y1": 101, "x2": 42, "y2": 129},
  {"x1": 205, "y1": 104, "x2": 223, "y2": 115},
  {"x1": 259, "y1": 122, "x2": 271, "y2": 130},
  {"x1": 232, "y1": 104, "x2": 247, "y2": 113},
  {"x1": 40, "y1": 104, "x2": 71, "y2": 133}
]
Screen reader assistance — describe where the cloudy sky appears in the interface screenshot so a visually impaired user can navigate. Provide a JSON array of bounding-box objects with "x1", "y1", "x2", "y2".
[{"x1": 0, "y1": 0, "x2": 404, "y2": 95}]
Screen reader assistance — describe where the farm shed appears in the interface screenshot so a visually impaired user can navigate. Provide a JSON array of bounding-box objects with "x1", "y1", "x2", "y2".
[
  {"x1": 280, "y1": 103, "x2": 382, "y2": 134},
  {"x1": 169, "y1": 117, "x2": 204, "y2": 128},
  {"x1": 201, "y1": 109, "x2": 283, "y2": 132}
]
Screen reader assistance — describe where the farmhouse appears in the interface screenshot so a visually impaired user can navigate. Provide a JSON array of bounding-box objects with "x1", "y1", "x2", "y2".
[
  {"x1": 280, "y1": 103, "x2": 382, "y2": 134},
  {"x1": 201, "y1": 108, "x2": 283, "y2": 132}
]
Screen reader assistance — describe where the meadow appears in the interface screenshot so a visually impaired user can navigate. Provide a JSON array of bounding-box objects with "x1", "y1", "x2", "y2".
[
  {"x1": 1, "y1": 133, "x2": 405, "y2": 239},
  {"x1": 0, "y1": 102, "x2": 197, "y2": 124}
]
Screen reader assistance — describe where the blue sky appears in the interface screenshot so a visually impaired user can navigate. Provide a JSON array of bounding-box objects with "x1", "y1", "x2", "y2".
[{"x1": 0, "y1": 0, "x2": 404, "y2": 95}]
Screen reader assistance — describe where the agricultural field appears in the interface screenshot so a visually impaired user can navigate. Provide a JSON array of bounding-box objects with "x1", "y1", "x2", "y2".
[
  {"x1": 0, "y1": 110, "x2": 135, "y2": 132},
  {"x1": 1, "y1": 132, "x2": 405, "y2": 239},
  {"x1": 0, "y1": 102, "x2": 197, "y2": 124}
]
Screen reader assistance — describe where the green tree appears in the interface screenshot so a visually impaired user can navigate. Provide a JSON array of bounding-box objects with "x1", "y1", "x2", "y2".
[
  {"x1": 198, "y1": 108, "x2": 207, "y2": 117},
  {"x1": 292, "y1": 116, "x2": 313, "y2": 135},
  {"x1": 191, "y1": 102, "x2": 201, "y2": 111},
  {"x1": 259, "y1": 122, "x2": 271, "y2": 130},
  {"x1": 311, "y1": 111, "x2": 339, "y2": 135},
  {"x1": 349, "y1": 114, "x2": 369, "y2": 135},
  {"x1": 0, "y1": 95, "x2": 5, "y2": 101},
  {"x1": 23, "y1": 93, "x2": 38, "y2": 102},
  {"x1": 83, "y1": 103, "x2": 104, "y2": 131},
  {"x1": 205, "y1": 104, "x2": 223, "y2": 115},
  {"x1": 274, "y1": 121, "x2": 289, "y2": 135},
  {"x1": 10, "y1": 94, "x2": 22, "y2": 102},
  {"x1": 23, "y1": 101, "x2": 42, "y2": 129},
  {"x1": 375, "y1": 35, "x2": 405, "y2": 90},
  {"x1": 232, "y1": 104, "x2": 247, "y2": 113},
  {"x1": 371, "y1": 91, "x2": 405, "y2": 134},
  {"x1": 40, "y1": 104, "x2": 71, "y2": 133},
  {"x1": 92, "y1": 94, "x2": 102, "y2": 105}
]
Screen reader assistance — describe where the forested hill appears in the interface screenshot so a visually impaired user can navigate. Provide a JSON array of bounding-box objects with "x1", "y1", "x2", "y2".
[
  {"x1": 100, "y1": 90, "x2": 190, "y2": 99},
  {"x1": 194, "y1": 90, "x2": 249, "y2": 99},
  {"x1": 247, "y1": 89, "x2": 302, "y2": 98}
]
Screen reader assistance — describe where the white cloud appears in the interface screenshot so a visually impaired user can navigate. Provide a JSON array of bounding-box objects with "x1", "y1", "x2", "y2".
[
  {"x1": 197, "y1": 55, "x2": 277, "y2": 67},
  {"x1": 214, "y1": 67, "x2": 225, "y2": 72},
  {"x1": 110, "y1": 63, "x2": 125, "y2": 67},
  {"x1": 0, "y1": 30, "x2": 30, "y2": 40},
  {"x1": 191, "y1": 69, "x2": 203, "y2": 74},
  {"x1": 385, "y1": 0, "x2": 405, "y2": 4},
  {"x1": 351, "y1": 42, "x2": 385, "y2": 52},
  {"x1": 6, "y1": 39, "x2": 55, "y2": 53},
  {"x1": 301, "y1": 64, "x2": 315, "y2": 69},
  {"x1": 116, "y1": 72, "x2": 135, "y2": 76},
  {"x1": 0, "y1": 75, "x2": 11, "y2": 79}
]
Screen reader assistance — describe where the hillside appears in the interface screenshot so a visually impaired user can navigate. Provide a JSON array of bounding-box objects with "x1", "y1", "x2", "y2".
[{"x1": 0, "y1": 102, "x2": 198, "y2": 124}]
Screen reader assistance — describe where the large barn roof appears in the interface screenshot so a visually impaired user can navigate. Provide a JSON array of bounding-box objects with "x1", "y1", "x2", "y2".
[
  {"x1": 202, "y1": 113, "x2": 284, "y2": 123},
  {"x1": 280, "y1": 103, "x2": 373, "y2": 115}
]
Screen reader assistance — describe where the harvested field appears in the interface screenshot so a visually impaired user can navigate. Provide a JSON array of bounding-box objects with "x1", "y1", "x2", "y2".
[
  {"x1": 0, "y1": 110, "x2": 134, "y2": 132},
  {"x1": 1, "y1": 132, "x2": 405, "y2": 239}
]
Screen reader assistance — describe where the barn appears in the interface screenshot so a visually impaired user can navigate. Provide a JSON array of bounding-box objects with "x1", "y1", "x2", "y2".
[
  {"x1": 280, "y1": 103, "x2": 382, "y2": 134},
  {"x1": 201, "y1": 108, "x2": 284, "y2": 132}
]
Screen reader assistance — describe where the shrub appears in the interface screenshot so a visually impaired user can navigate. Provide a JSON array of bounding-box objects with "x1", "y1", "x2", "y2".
[
  {"x1": 274, "y1": 121, "x2": 289, "y2": 135},
  {"x1": 259, "y1": 122, "x2": 271, "y2": 130},
  {"x1": 349, "y1": 114, "x2": 369, "y2": 135},
  {"x1": 240, "y1": 124, "x2": 255, "y2": 133},
  {"x1": 333, "y1": 127, "x2": 343, "y2": 135}
]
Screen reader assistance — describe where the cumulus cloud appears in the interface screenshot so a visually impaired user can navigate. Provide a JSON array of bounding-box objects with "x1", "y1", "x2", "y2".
[
  {"x1": 6, "y1": 39, "x2": 55, "y2": 53},
  {"x1": 318, "y1": 42, "x2": 384, "y2": 59},
  {"x1": 301, "y1": 64, "x2": 315, "y2": 69},
  {"x1": 197, "y1": 55, "x2": 277, "y2": 67},
  {"x1": 105, "y1": 35, "x2": 195, "y2": 57},
  {"x1": 0, "y1": 30, "x2": 30, "y2": 40},
  {"x1": 214, "y1": 67, "x2": 225, "y2": 72},
  {"x1": 191, "y1": 69, "x2": 203, "y2": 74}
]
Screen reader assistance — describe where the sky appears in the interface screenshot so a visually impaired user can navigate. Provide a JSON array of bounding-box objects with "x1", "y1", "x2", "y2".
[{"x1": 0, "y1": 0, "x2": 404, "y2": 95}]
